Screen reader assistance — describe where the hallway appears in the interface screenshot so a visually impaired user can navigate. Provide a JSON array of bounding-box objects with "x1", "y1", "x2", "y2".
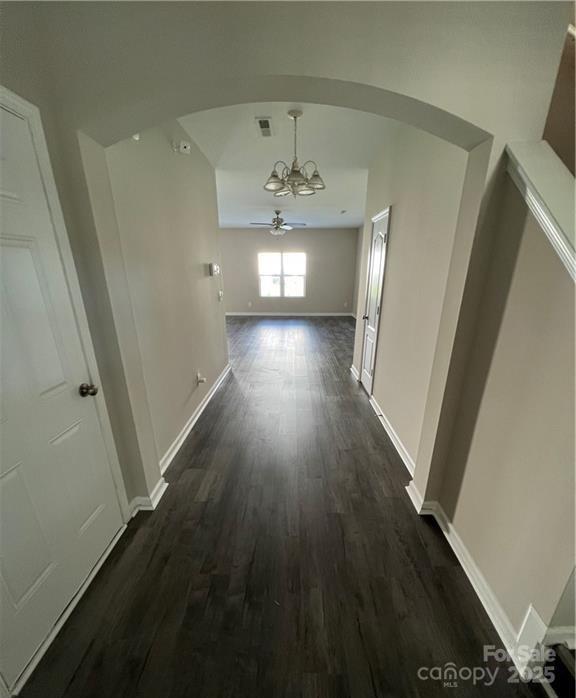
[{"x1": 22, "y1": 318, "x2": 539, "y2": 698}]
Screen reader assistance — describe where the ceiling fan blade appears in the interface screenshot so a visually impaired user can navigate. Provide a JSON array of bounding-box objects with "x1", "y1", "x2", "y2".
[
  {"x1": 250, "y1": 222, "x2": 273, "y2": 226},
  {"x1": 286, "y1": 222, "x2": 307, "y2": 227},
  {"x1": 280, "y1": 224, "x2": 293, "y2": 230}
]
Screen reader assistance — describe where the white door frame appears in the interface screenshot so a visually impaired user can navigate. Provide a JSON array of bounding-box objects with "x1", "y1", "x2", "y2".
[
  {"x1": 0, "y1": 86, "x2": 130, "y2": 522},
  {"x1": 359, "y1": 207, "x2": 390, "y2": 395}
]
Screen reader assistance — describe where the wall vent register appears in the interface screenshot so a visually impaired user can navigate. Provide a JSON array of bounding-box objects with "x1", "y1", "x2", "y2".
[{"x1": 255, "y1": 117, "x2": 273, "y2": 137}]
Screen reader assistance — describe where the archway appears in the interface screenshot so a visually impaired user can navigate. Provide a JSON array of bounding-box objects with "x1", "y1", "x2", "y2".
[
  {"x1": 79, "y1": 74, "x2": 493, "y2": 507},
  {"x1": 84, "y1": 75, "x2": 492, "y2": 152}
]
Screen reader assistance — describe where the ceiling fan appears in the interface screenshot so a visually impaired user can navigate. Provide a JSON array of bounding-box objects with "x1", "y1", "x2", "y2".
[{"x1": 250, "y1": 210, "x2": 307, "y2": 236}]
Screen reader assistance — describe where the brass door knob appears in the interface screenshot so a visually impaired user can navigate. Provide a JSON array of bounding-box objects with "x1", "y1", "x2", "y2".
[{"x1": 79, "y1": 383, "x2": 98, "y2": 397}]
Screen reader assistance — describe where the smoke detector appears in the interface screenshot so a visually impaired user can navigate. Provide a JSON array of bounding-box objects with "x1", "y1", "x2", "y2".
[
  {"x1": 173, "y1": 140, "x2": 192, "y2": 155},
  {"x1": 255, "y1": 116, "x2": 274, "y2": 137}
]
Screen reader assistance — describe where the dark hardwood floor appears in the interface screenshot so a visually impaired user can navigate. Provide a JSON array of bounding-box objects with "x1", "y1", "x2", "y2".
[{"x1": 22, "y1": 318, "x2": 541, "y2": 697}]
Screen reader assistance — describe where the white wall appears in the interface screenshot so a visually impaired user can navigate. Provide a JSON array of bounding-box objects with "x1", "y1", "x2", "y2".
[
  {"x1": 79, "y1": 132, "x2": 160, "y2": 498},
  {"x1": 7, "y1": 2, "x2": 568, "y2": 154},
  {"x1": 550, "y1": 570, "x2": 575, "y2": 630},
  {"x1": 103, "y1": 123, "x2": 229, "y2": 462},
  {"x1": 353, "y1": 124, "x2": 468, "y2": 460},
  {"x1": 439, "y1": 180, "x2": 575, "y2": 631},
  {"x1": 220, "y1": 228, "x2": 358, "y2": 315}
]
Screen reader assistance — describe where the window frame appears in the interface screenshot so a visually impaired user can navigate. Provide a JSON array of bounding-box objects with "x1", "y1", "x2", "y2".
[
  {"x1": 258, "y1": 251, "x2": 307, "y2": 299},
  {"x1": 258, "y1": 273, "x2": 282, "y2": 298}
]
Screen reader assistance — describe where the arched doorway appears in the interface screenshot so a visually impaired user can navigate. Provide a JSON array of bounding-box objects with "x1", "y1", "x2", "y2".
[{"x1": 78, "y1": 75, "x2": 493, "y2": 508}]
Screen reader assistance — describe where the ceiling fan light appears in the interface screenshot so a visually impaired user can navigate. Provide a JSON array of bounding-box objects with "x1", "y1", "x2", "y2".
[
  {"x1": 270, "y1": 227, "x2": 287, "y2": 236},
  {"x1": 274, "y1": 186, "x2": 291, "y2": 197},
  {"x1": 308, "y1": 170, "x2": 325, "y2": 190},
  {"x1": 263, "y1": 170, "x2": 284, "y2": 192}
]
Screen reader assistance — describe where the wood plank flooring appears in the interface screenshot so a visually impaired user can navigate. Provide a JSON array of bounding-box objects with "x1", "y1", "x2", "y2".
[{"x1": 21, "y1": 318, "x2": 541, "y2": 697}]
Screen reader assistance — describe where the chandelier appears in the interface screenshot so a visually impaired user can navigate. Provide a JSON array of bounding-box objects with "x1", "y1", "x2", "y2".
[{"x1": 263, "y1": 109, "x2": 326, "y2": 197}]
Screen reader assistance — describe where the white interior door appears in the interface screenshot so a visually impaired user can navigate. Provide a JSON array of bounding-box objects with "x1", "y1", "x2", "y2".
[
  {"x1": 360, "y1": 209, "x2": 390, "y2": 394},
  {"x1": 0, "y1": 96, "x2": 124, "y2": 690}
]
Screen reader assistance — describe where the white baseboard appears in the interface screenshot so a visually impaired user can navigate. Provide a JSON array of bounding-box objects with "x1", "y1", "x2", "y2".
[
  {"x1": 129, "y1": 476, "x2": 168, "y2": 518},
  {"x1": 159, "y1": 364, "x2": 231, "y2": 475},
  {"x1": 517, "y1": 604, "x2": 548, "y2": 663},
  {"x1": 129, "y1": 365, "x2": 233, "y2": 520},
  {"x1": 350, "y1": 365, "x2": 360, "y2": 381},
  {"x1": 545, "y1": 625, "x2": 576, "y2": 649},
  {"x1": 149, "y1": 477, "x2": 168, "y2": 507},
  {"x1": 10, "y1": 524, "x2": 127, "y2": 695},
  {"x1": 404, "y1": 481, "x2": 549, "y2": 677},
  {"x1": 368, "y1": 395, "x2": 416, "y2": 476},
  {"x1": 225, "y1": 312, "x2": 355, "y2": 317},
  {"x1": 405, "y1": 479, "x2": 425, "y2": 512}
]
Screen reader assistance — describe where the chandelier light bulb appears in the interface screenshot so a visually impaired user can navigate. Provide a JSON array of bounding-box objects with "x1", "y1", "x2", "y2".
[
  {"x1": 264, "y1": 170, "x2": 284, "y2": 192},
  {"x1": 308, "y1": 169, "x2": 325, "y2": 190},
  {"x1": 286, "y1": 165, "x2": 306, "y2": 188},
  {"x1": 296, "y1": 182, "x2": 316, "y2": 196}
]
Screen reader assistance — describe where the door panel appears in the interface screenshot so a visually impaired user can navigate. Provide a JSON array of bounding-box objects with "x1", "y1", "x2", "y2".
[
  {"x1": 0, "y1": 101, "x2": 123, "y2": 689},
  {"x1": 2, "y1": 240, "x2": 67, "y2": 395},
  {"x1": 1, "y1": 469, "x2": 53, "y2": 608},
  {"x1": 360, "y1": 210, "x2": 390, "y2": 395},
  {"x1": 366, "y1": 234, "x2": 383, "y2": 327}
]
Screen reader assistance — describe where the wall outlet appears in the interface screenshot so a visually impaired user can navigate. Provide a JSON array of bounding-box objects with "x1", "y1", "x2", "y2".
[
  {"x1": 344, "y1": 301, "x2": 348, "y2": 308},
  {"x1": 218, "y1": 290, "x2": 224, "y2": 302},
  {"x1": 248, "y1": 301, "x2": 252, "y2": 308}
]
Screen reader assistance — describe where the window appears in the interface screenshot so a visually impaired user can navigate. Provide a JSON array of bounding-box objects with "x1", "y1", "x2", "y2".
[{"x1": 258, "y1": 252, "x2": 306, "y2": 298}]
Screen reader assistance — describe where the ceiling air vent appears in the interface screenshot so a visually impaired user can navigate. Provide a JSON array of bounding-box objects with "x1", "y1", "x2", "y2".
[{"x1": 255, "y1": 116, "x2": 274, "y2": 137}]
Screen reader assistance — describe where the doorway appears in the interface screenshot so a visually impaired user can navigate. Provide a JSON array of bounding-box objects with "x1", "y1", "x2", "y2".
[{"x1": 360, "y1": 208, "x2": 390, "y2": 394}]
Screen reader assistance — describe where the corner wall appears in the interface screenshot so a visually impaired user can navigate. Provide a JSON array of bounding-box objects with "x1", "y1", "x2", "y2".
[
  {"x1": 79, "y1": 132, "x2": 160, "y2": 498},
  {"x1": 102, "y1": 123, "x2": 229, "y2": 463},
  {"x1": 439, "y1": 179, "x2": 575, "y2": 632},
  {"x1": 353, "y1": 124, "x2": 468, "y2": 461}
]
